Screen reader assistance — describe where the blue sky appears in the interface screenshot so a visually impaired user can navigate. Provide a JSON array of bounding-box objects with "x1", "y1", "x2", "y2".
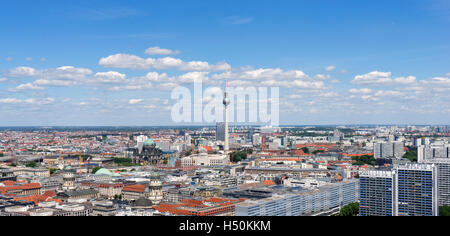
[{"x1": 0, "y1": 0, "x2": 449, "y2": 126}]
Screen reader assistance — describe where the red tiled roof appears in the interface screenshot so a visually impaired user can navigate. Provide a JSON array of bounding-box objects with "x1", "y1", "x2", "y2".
[
  {"x1": 0, "y1": 183, "x2": 41, "y2": 195},
  {"x1": 202, "y1": 146, "x2": 213, "y2": 152},
  {"x1": 1, "y1": 180, "x2": 16, "y2": 186},
  {"x1": 263, "y1": 180, "x2": 276, "y2": 186},
  {"x1": 122, "y1": 184, "x2": 146, "y2": 193}
]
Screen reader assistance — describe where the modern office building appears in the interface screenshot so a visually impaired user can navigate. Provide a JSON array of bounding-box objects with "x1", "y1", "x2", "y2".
[
  {"x1": 395, "y1": 164, "x2": 438, "y2": 216},
  {"x1": 359, "y1": 170, "x2": 395, "y2": 216},
  {"x1": 235, "y1": 179, "x2": 359, "y2": 216}
]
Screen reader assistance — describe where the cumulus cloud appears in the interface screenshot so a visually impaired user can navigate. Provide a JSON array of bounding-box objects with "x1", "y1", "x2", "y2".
[
  {"x1": 7, "y1": 66, "x2": 92, "y2": 80},
  {"x1": 93, "y1": 71, "x2": 127, "y2": 84},
  {"x1": 352, "y1": 71, "x2": 416, "y2": 85},
  {"x1": 98, "y1": 53, "x2": 230, "y2": 71},
  {"x1": 9, "y1": 83, "x2": 44, "y2": 92},
  {"x1": 7, "y1": 66, "x2": 37, "y2": 77},
  {"x1": 422, "y1": 77, "x2": 450, "y2": 86},
  {"x1": 145, "y1": 46, "x2": 180, "y2": 55}
]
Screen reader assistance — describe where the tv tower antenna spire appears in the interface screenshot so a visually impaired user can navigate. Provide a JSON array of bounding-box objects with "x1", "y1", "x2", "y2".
[{"x1": 223, "y1": 76, "x2": 230, "y2": 155}]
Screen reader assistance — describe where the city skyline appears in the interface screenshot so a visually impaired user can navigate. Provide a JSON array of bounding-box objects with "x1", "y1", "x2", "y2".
[{"x1": 1, "y1": 0, "x2": 449, "y2": 126}]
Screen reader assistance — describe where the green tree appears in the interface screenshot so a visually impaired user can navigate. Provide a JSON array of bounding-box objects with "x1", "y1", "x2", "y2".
[
  {"x1": 338, "y1": 202, "x2": 359, "y2": 216},
  {"x1": 26, "y1": 161, "x2": 37, "y2": 168},
  {"x1": 113, "y1": 158, "x2": 138, "y2": 167},
  {"x1": 440, "y1": 206, "x2": 450, "y2": 216},
  {"x1": 92, "y1": 166, "x2": 102, "y2": 174},
  {"x1": 312, "y1": 150, "x2": 325, "y2": 155},
  {"x1": 301, "y1": 147, "x2": 310, "y2": 154},
  {"x1": 352, "y1": 155, "x2": 376, "y2": 166},
  {"x1": 49, "y1": 168, "x2": 59, "y2": 175},
  {"x1": 403, "y1": 148, "x2": 418, "y2": 162},
  {"x1": 229, "y1": 151, "x2": 248, "y2": 163}
]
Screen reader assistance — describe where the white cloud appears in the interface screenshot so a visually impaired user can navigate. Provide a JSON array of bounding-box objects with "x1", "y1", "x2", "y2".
[
  {"x1": 93, "y1": 71, "x2": 126, "y2": 83},
  {"x1": 177, "y1": 71, "x2": 209, "y2": 83},
  {"x1": 98, "y1": 53, "x2": 230, "y2": 71},
  {"x1": 422, "y1": 77, "x2": 450, "y2": 86},
  {"x1": 353, "y1": 71, "x2": 391, "y2": 85},
  {"x1": 109, "y1": 83, "x2": 152, "y2": 91},
  {"x1": 227, "y1": 80, "x2": 253, "y2": 87},
  {"x1": 374, "y1": 90, "x2": 405, "y2": 97},
  {"x1": 0, "y1": 78, "x2": 7, "y2": 82},
  {"x1": 314, "y1": 74, "x2": 330, "y2": 80},
  {"x1": 352, "y1": 71, "x2": 416, "y2": 86},
  {"x1": 325, "y1": 65, "x2": 336, "y2": 71},
  {"x1": 145, "y1": 46, "x2": 180, "y2": 55},
  {"x1": 128, "y1": 99, "x2": 144, "y2": 105},
  {"x1": 9, "y1": 83, "x2": 44, "y2": 92},
  {"x1": 6, "y1": 57, "x2": 13, "y2": 62},
  {"x1": 33, "y1": 79, "x2": 76, "y2": 87},
  {"x1": 144, "y1": 72, "x2": 170, "y2": 82},
  {"x1": 320, "y1": 92, "x2": 339, "y2": 97},
  {"x1": 7, "y1": 66, "x2": 37, "y2": 77},
  {"x1": 289, "y1": 94, "x2": 302, "y2": 99},
  {"x1": 349, "y1": 88, "x2": 372, "y2": 94},
  {"x1": 393, "y1": 76, "x2": 416, "y2": 84},
  {"x1": 25, "y1": 57, "x2": 33, "y2": 62},
  {"x1": 292, "y1": 80, "x2": 324, "y2": 89},
  {"x1": 0, "y1": 97, "x2": 54, "y2": 105}
]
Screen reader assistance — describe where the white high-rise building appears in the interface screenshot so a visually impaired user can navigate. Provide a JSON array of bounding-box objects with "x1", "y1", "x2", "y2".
[
  {"x1": 418, "y1": 144, "x2": 450, "y2": 162},
  {"x1": 374, "y1": 141, "x2": 405, "y2": 159},
  {"x1": 421, "y1": 158, "x2": 450, "y2": 206}
]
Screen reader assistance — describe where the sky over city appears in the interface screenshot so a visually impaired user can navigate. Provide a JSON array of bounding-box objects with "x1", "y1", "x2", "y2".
[{"x1": 0, "y1": 0, "x2": 449, "y2": 126}]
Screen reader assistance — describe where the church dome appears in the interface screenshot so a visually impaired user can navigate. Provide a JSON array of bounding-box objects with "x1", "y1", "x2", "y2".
[
  {"x1": 144, "y1": 138, "x2": 155, "y2": 146},
  {"x1": 95, "y1": 168, "x2": 113, "y2": 176}
]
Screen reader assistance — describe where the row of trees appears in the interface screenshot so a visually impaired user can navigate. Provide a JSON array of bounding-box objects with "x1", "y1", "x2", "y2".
[
  {"x1": 113, "y1": 158, "x2": 139, "y2": 167},
  {"x1": 352, "y1": 155, "x2": 376, "y2": 166}
]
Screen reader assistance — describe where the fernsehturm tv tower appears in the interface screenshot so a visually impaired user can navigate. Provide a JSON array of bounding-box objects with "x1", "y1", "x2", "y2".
[{"x1": 223, "y1": 79, "x2": 230, "y2": 153}]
